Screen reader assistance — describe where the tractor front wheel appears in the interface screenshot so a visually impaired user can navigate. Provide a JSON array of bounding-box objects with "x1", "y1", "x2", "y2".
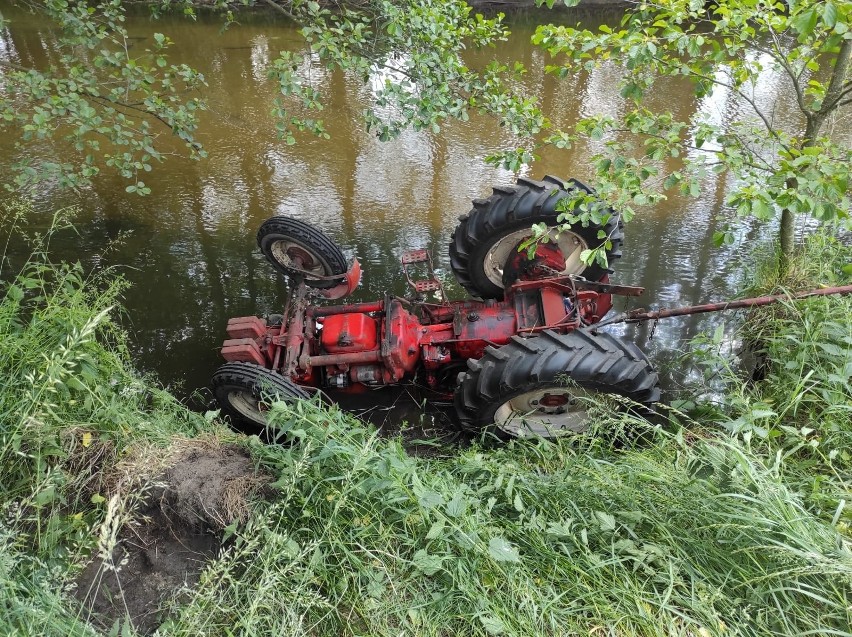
[
  {"x1": 257, "y1": 217, "x2": 348, "y2": 289},
  {"x1": 212, "y1": 362, "x2": 312, "y2": 428},
  {"x1": 454, "y1": 330, "x2": 660, "y2": 440}
]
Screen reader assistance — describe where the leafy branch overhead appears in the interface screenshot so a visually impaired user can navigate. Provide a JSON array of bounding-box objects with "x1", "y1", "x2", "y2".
[
  {"x1": 2, "y1": 0, "x2": 849, "y2": 266},
  {"x1": 0, "y1": 1, "x2": 206, "y2": 194},
  {"x1": 261, "y1": 0, "x2": 545, "y2": 165},
  {"x1": 532, "y1": 0, "x2": 851, "y2": 262},
  {"x1": 0, "y1": 0, "x2": 547, "y2": 194}
]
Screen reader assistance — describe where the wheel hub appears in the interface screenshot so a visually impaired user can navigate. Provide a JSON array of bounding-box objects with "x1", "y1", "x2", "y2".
[
  {"x1": 493, "y1": 387, "x2": 593, "y2": 437},
  {"x1": 228, "y1": 390, "x2": 268, "y2": 425},
  {"x1": 537, "y1": 392, "x2": 570, "y2": 408},
  {"x1": 483, "y1": 228, "x2": 588, "y2": 289},
  {"x1": 270, "y1": 240, "x2": 325, "y2": 278}
]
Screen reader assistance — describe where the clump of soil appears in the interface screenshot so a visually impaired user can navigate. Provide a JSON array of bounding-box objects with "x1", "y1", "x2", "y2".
[{"x1": 75, "y1": 443, "x2": 266, "y2": 635}]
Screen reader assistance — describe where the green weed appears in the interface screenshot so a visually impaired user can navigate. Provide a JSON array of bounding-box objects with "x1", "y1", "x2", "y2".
[
  {"x1": 683, "y1": 233, "x2": 852, "y2": 525},
  {"x1": 165, "y1": 405, "x2": 852, "y2": 637},
  {"x1": 0, "y1": 201, "x2": 211, "y2": 636}
]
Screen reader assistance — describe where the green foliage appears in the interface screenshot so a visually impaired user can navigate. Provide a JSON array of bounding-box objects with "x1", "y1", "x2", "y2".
[
  {"x1": 264, "y1": 0, "x2": 545, "y2": 149},
  {"x1": 0, "y1": 0, "x2": 549, "y2": 192},
  {"x1": 0, "y1": 199, "x2": 207, "y2": 560},
  {"x1": 684, "y1": 233, "x2": 852, "y2": 520},
  {"x1": 0, "y1": 528, "x2": 97, "y2": 637},
  {"x1": 164, "y1": 401, "x2": 852, "y2": 636},
  {"x1": 0, "y1": 1, "x2": 206, "y2": 194},
  {"x1": 531, "y1": 0, "x2": 852, "y2": 257}
]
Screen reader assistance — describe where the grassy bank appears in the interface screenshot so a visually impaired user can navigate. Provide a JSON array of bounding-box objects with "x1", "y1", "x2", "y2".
[{"x1": 1, "y1": 216, "x2": 851, "y2": 636}]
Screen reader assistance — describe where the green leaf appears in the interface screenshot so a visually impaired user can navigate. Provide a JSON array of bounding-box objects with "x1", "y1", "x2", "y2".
[
  {"x1": 282, "y1": 538, "x2": 300, "y2": 559},
  {"x1": 752, "y1": 199, "x2": 773, "y2": 220},
  {"x1": 446, "y1": 493, "x2": 467, "y2": 517},
  {"x1": 749, "y1": 408, "x2": 777, "y2": 420},
  {"x1": 488, "y1": 536, "x2": 520, "y2": 563},
  {"x1": 417, "y1": 490, "x2": 444, "y2": 509},
  {"x1": 7, "y1": 284, "x2": 23, "y2": 301},
  {"x1": 823, "y1": 2, "x2": 838, "y2": 29},
  {"x1": 412, "y1": 549, "x2": 444, "y2": 575},
  {"x1": 35, "y1": 487, "x2": 57, "y2": 506},
  {"x1": 817, "y1": 342, "x2": 844, "y2": 357},
  {"x1": 792, "y1": 10, "x2": 818, "y2": 38},
  {"x1": 595, "y1": 511, "x2": 616, "y2": 531},
  {"x1": 479, "y1": 615, "x2": 506, "y2": 635},
  {"x1": 426, "y1": 519, "x2": 446, "y2": 540}
]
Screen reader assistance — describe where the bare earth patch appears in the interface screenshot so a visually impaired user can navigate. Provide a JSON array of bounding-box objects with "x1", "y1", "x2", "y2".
[{"x1": 75, "y1": 442, "x2": 265, "y2": 635}]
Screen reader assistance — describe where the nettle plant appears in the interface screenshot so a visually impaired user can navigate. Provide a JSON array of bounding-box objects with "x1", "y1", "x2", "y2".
[{"x1": 531, "y1": 0, "x2": 852, "y2": 264}]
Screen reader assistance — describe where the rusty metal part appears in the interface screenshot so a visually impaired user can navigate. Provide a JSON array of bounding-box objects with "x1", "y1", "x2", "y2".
[
  {"x1": 595, "y1": 284, "x2": 852, "y2": 327},
  {"x1": 569, "y1": 278, "x2": 645, "y2": 296},
  {"x1": 401, "y1": 248, "x2": 447, "y2": 302},
  {"x1": 312, "y1": 300, "x2": 384, "y2": 317},
  {"x1": 283, "y1": 283, "x2": 309, "y2": 376},
  {"x1": 302, "y1": 350, "x2": 383, "y2": 368}
]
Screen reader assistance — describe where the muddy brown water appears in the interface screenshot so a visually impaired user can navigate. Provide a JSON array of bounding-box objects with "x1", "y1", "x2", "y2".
[{"x1": 2, "y1": 5, "x2": 845, "y2": 428}]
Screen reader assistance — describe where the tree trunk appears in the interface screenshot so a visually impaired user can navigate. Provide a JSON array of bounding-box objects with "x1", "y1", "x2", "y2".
[
  {"x1": 779, "y1": 38, "x2": 852, "y2": 264},
  {"x1": 779, "y1": 207, "x2": 795, "y2": 261}
]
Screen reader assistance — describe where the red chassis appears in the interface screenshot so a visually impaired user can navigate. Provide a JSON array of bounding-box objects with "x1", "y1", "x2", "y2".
[{"x1": 220, "y1": 265, "x2": 636, "y2": 397}]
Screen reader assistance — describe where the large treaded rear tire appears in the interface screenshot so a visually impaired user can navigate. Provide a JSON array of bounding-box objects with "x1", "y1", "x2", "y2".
[
  {"x1": 454, "y1": 330, "x2": 660, "y2": 440},
  {"x1": 449, "y1": 176, "x2": 624, "y2": 300},
  {"x1": 257, "y1": 217, "x2": 348, "y2": 289},
  {"x1": 212, "y1": 362, "x2": 312, "y2": 428}
]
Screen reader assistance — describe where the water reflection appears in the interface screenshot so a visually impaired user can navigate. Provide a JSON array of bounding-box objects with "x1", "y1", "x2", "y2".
[{"x1": 0, "y1": 5, "x2": 844, "y2": 409}]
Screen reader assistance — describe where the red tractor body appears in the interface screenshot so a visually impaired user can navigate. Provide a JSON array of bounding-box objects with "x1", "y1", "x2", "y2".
[
  {"x1": 213, "y1": 175, "x2": 662, "y2": 439},
  {"x1": 220, "y1": 270, "x2": 622, "y2": 397}
]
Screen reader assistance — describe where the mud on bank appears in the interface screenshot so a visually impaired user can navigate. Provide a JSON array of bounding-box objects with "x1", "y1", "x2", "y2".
[{"x1": 74, "y1": 442, "x2": 267, "y2": 635}]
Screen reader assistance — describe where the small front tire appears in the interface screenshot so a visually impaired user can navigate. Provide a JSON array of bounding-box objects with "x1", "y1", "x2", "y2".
[
  {"x1": 212, "y1": 362, "x2": 312, "y2": 428},
  {"x1": 257, "y1": 217, "x2": 348, "y2": 289}
]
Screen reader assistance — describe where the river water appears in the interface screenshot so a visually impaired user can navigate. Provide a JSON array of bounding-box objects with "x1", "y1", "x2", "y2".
[{"x1": 2, "y1": 5, "x2": 840, "y2": 425}]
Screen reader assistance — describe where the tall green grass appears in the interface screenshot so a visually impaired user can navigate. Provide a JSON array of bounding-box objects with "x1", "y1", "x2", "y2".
[
  {"x1": 1, "y1": 213, "x2": 851, "y2": 636},
  {"x1": 0, "y1": 201, "x2": 209, "y2": 635},
  {"x1": 165, "y1": 407, "x2": 852, "y2": 637},
  {"x1": 687, "y1": 234, "x2": 852, "y2": 523}
]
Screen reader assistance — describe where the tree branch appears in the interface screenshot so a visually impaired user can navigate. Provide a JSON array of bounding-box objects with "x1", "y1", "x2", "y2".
[
  {"x1": 257, "y1": 0, "x2": 301, "y2": 24},
  {"x1": 758, "y1": 25, "x2": 810, "y2": 117},
  {"x1": 819, "y1": 38, "x2": 852, "y2": 114},
  {"x1": 660, "y1": 59, "x2": 793, "y2": 154},
  {"x1": 88, "y1": 94, "x2": 177, "y2": 132}
]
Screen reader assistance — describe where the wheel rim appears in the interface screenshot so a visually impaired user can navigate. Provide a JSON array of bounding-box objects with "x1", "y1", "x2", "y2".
[
  {"x1": 483, "y1": 228, "x2": 588, "y2": 288},
  {"x1": 493, "y1": 387, "x2": 595, "y2": 437},
  {"x1": 269, "y1": 239, "x2": 332, "y2": 280},
  {"x1": 227, "y1": 389, "x2": 268, "y2": 425}
]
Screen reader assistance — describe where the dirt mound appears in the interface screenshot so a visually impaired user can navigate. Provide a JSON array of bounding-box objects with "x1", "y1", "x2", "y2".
[{"x1": 75, "y1": 443, "x2": 266, "y2": 635}]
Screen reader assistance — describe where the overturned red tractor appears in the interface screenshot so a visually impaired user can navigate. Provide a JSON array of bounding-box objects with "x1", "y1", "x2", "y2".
[{"x1": 212, "y1": 175, "x2": 661, "y2": 439}]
